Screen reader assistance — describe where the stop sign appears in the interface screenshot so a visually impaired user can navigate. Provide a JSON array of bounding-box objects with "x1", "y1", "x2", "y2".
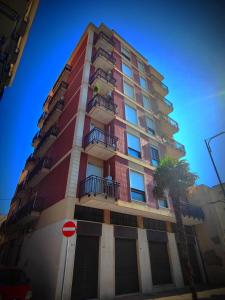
[{"x1": 62, "y1": 221, "x2": 77, "y2": 237}]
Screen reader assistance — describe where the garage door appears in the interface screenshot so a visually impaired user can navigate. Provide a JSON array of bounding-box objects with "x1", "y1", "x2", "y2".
[
  {"x1": 148, "y1": 241, "x2": 172, "y2": 285},
  {"x1": 115, "y1": 238, "x2": 139, "y2": 295},
  {"x1": 71, "y1": 235, "x2": 99, "y2": 299}
]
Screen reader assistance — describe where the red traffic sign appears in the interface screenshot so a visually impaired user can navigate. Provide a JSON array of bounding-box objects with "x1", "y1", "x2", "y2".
[{"x1": 62, "y1": 221, "x2": 77, "y2": 237}]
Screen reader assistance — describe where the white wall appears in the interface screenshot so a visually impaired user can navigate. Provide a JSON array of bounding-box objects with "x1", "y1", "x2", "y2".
[
  {"x1": 19, "y1": 220, "x2": 65, "y2": 300},
  {"x1": 137, "y1": 228, "x2": 153, "y2": 294}
]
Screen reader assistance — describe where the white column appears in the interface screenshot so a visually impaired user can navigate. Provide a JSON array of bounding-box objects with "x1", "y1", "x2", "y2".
[
  {"x1": 99, "y1": 224, "x2": 115, "y2": 300},
  {"x1": 137, "y1": 228, "x2": 153, "y2": 294},
  {"x1": 65, "y1": 30, "x2": 94, "y2": 200},
  {"x1": 167, "y1": 232, "x2": 184, "y2": 288}
]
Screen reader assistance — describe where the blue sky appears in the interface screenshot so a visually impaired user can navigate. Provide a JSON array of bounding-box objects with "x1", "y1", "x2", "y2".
[{"x1": 0, "y1": 0, "x2": 225, "y2": 214}]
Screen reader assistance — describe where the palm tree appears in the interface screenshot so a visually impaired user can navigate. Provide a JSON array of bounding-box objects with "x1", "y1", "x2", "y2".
[{"x1": 153, "y1": 157, "x2": 198, "y2": 300}]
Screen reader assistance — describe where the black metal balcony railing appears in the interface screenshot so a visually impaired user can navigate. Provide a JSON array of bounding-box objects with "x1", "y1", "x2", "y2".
[
  {"x1": 166, "y1": 115, "x2": 179, "y2": 129},
  {"x1": 163, "y1": 98, "x2": 173, "y2": 109},
  {"x1": 35, "y1": 126, "x2": 59, "y2": 153},
  {"x1": 166, "y1": 139, "x2": 185, "y2": 154},
  {"x1": 95, "y1": 31, "x2": 115, "y2": 47},
  {"x1": 52, "y1": 64, "x2": 71, "y2": 93},
  {"x1": 43, "y1": 95, "x2": 52, "y2": 111},
  {"x1": 87, "y1": 94, "x2": 117, "y2": 114},
  {"x1": 27, "y1": 158, "x2": 52, "y2": 183},
  {"x1": 16, "y1": 181, "x2": 27, "y2": 193},
  {"x1": 52, "y1": 81, "x2": 68, "y2": 98},
  {"x1": 6, "y1": 197, "x2": 44, "y2": 226},
  {"x1": 174, "y1": 140, "x2": 186, "y2": 154},
  {"x1": 80, "y1": 175, "x2": 120, "y2": 199},
  {"x1": 153, "y1": 90, "x2": 173, "y2": 110},
  {"x1": 84, "y1": 127, "x2": 118, "y2": 150},
  {"x1": 159, "y1": 113, "x2": 179, "y2": 129},
  {"x1": 150, "y1": 74, "x2": 169, "y2": 93},
  {"x1": 42, "y1": 100, "x2": 64, "y2": 128},
  {"x1": 90, "y1": 68, "x2": 116, "y2": 86},
  {"x1": 25, "y1": 153, "x2": 37, "y2": 166},
  {"x1": 92, "y1": 47, "x2": 116, "y2": 65},
  {"x1": 181, "y1": 202, "x2": 204, "y2": 221},
  {"x1": 38, "y1": 112, "x2": 47, "y2": 126},
  {"x1": 32, "y1": 131, "x2": 43, "y2": 146}
]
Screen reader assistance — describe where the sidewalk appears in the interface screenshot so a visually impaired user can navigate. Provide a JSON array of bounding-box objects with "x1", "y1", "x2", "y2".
[{"x1": 116, "y1": 287, "x2": 225, "y2": 300}]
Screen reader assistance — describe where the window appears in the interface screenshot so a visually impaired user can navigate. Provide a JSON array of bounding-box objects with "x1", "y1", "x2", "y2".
[
  {"x1": 127, "y1": 133, "x2": 141, "y2": 158},
  {"x1": 129, "y1": 170, "x2": 145, "y2": 202},
  {"x1": 121, "y1": 47, "x2": 130, "y2": 60},
  {"x1": 122, "y1": 63, "x2": 132, "y2": 78},
  {"x1": 140, "y1": 76, "x2": 148, "y2": 90},
  {"x1": 124, "y1": 82, "x2": 135, "y2": 99},
  {"x1": 158, "y1": 199, "x2": 169, "y2": 209},
  {"x1": 125, "y1": 104, "x2": 138, "y2": 125},
  {"x1": 150, "y1": 146, "x2": 160, "y2": 166},
  {"x1": 137, "y1": 60, "x2": 145, "y2": 73},
  {"x1": 143, "y1": 95, "x2": 152, "y2": 111},
  {"x1": 146, "y1": 117, "x2": 155, "y2": 135}
]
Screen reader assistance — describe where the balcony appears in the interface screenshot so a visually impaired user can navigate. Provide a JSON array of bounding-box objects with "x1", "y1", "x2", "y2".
[
  {"x1": 95, "y1": 31, "x2": 115, "y2": 53},
  {"x1": 92, "y1": 47, "x2": 116, "y2": 72},
  {"x1": 25, "y1": 154, "x2": 38, "y2": 171},
  {"x1": 34, "y1": 126, "x2": 59, "y2": 157},
  {"x1": 27, "y1": 158, "x2": 51, "y2": 187},
  {"x1": 13, "y1": 181, "x2": 29, "y2": 200},
  {"x1": 154, "y1": 91, "x2": 173, "y2": 115},
  {"x1": 151, "y1": 74, "x2": 168, "y2": 96},
  {"x1": 43, "y1": 95, "x2": 52, "y2": 113},
  {"x1": 52, "y1": 64, "x2": 71, "y2": 94},
  {"x1": 181, "y1": 202, "x2": 204, "y2": 225},
  {"x1": 83, "y1": 127, "x2": 118, "y2": 160},
  {"x1": 11, "y1": 180, "x2": 30, "y2": 204},
  {"x1": 165, "y1": 138, "x2": 186, "y2": 158},
  {"x1": 158, "y1": 113, "x2": 179, "y2": 136},
  {"x1": 32, "y1": 131, "x2": 43, "y2": 148},
  {"x1": 39, "y1": 100, "x2": 64, "y2": 132},
  {"x1": 90, "y1": 68, "x2": 116, "y2": 95},
  {"x1": 79, "y1": 175, "x2": 120, "y2": 206},
  {"x1": 87, "y1": 94, "x2": 117, "y2": 124},
  {"x1": 6, "y1": 197, "x2": 43, "y2": 228},
  {"x1": 37, "y1": 112, "x2": 46, "y2": 129},
  {"x1": 43, "y1": 80, "x2": 68, "y2": 113}
]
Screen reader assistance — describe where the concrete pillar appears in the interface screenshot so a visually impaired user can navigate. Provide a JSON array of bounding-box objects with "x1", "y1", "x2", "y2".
[
  {"x1": 65, "y1": 29, "x2": 94, "y2": 200},
  {"x1": 137, "y1": 216, "x2": 144, "y2": 228},
  {"x1": 104, "y1": 209, "x2": 110, "y2": 224},
  {"x1": 99, "y1": 224, "x2": 115, "y2": 300},
  {"x1": 167, "y1": 232, "x2": 184, "y2": 288},
  {"x1": 137, "y1": 228, "x2": 152, "y2": 294}
]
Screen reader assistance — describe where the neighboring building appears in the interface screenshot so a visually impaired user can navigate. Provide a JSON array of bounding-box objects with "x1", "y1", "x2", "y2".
[
  {"x1": 0, "y1": 23, "x2": 205, "y2": 299},
  {"x1": 0, "y1": 214, "x2": 6, "y2": 241},
  {"x1": 188, "y1": 184, "x2": 225, "y2": 285},
  {"x1": 0, "y1": 0, "x2": 39, "y2": 99}
]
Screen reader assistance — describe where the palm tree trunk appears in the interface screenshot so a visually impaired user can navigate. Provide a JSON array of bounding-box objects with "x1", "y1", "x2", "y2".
[{"x1": 172, "y1": 194, "x2": 198, "y2": 300}]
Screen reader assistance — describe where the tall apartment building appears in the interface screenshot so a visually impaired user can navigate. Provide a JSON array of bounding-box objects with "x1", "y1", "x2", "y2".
[
  {"x1": 0, "y1": 23, "x2": 206, "y2": 299},
  {"x1": 0, "y1": 0, "x2": 39, "y2": 99}
]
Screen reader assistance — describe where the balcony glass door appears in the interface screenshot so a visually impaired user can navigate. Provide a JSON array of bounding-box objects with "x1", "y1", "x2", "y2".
[{"x1": 86, "y1": 163, "x2": 103, "y2": 178}]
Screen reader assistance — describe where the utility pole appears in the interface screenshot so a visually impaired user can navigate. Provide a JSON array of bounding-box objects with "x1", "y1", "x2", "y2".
[{"x1": 205, "y1": 131, "x2": 225, "y2": 200}]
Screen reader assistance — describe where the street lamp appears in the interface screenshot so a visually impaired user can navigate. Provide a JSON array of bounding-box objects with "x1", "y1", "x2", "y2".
[{"x1": 205, "y1": 131, "x2": 225, "y2": 200}]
